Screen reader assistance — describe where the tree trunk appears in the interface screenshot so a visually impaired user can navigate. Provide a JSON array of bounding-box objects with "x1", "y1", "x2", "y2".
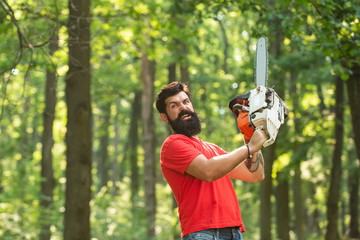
[
  {"x1": 289, "y1": 72, "x2": 305, "y2": 240},
  {"x1": 112, "y1": 98, "x2": 120, "y2": 196},
  {"x1": 130, "y1": 90, "x2": 141, "y2": 204},
  {"x1": 141, "y1": 53, "x2": 156, "y2": 238},
  {"x1": 174, "y1": 13, "x2": 190, "y2": 85},
  {"x1": 179, "y1": 44, "x2": 190, "y2": 84},
  {"x1": 260, "y1": 143, "x2": 275, "y2": 240},
  {"x1": 345, "y1": 64, "x2": 360, "y2": 238},
  {"x1": 97, "y1": 104, "x2": 110, "y2": 190},
  {"x1": 275, "y1": 172, "x2": 290, "y2": 240},
  {"x1": 168, "y1": 63, "x2": 176, "y2": 83},
  {"x1": 308, "y1": 184, "x2": 321, "y2": 233},
  {"x1": 325, "y1": 77, "x2": 344, "y2": 240},
  {"x1": 217, "y1": 18, "x2": 229, "y2": 74},
  {"x1": 345, "y1": 36, "x2": 360, "y2": 162},
  {"x1": 341, "y1": 201, "x2": 346, "y2": 235},
  {"x1": 316, "y1": 83, "x2": 326, "y2": 113},
  {"x1": 111, "y1": 98, "x2": 120, "y2": 196},
  {"x1": 39, "y1": 33, "x2": 58, "y2": 240},
  {"x1": 348, "y1": 163, "x2": 359, "y2": 238},
  {"x1": 64, "y1": 0, "x2": 92, "y2": 238},
  {"x1": 18, "y1": 94, "x2": 30, "y2": 233},
  {"x1": 293, "y1": 163, "x2": 304, "y2": 240}
]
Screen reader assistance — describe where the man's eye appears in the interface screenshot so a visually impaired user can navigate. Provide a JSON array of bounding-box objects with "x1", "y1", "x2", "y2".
[{"x1": 170, "y1": 104, "x2": 177, "y2": 109}]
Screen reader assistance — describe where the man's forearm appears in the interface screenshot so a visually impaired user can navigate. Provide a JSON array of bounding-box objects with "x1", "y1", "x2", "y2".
[
  {"x1": 228, "y1": 150, "x2": 265, "y2": 182},
  {"x1": 245, "y1": 151, "x2": 264, "y2": 172}
]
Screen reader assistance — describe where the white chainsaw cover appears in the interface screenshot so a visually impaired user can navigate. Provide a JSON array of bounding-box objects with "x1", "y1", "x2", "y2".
[{"x1": 248, "y1": 86, "x2": 288, "y2": 147}]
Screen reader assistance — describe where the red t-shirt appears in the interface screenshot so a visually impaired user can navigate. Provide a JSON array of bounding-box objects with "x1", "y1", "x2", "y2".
[{"x1": 160, "y1": 134, "x2": 245, "y2": 237}]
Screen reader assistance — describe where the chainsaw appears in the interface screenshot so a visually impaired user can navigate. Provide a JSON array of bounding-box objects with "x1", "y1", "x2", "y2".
[{"x1": 228, "y1": 36, "x2": 289, "y2": 147}]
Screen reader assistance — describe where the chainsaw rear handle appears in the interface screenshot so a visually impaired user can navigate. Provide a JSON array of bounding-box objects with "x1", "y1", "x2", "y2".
[{"x1": 228, "y1": 91, "x2": 251, "y2": 117}]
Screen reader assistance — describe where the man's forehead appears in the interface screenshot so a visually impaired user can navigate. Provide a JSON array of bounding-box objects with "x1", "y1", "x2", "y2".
[{"x1": 165, "y1": 91, "x2": 189, "y2": 105}]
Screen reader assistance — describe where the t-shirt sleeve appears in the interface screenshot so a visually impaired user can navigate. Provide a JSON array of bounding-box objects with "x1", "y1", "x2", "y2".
[{"x1": 161, "y1": 138, "x2": 202, "y2": 174}]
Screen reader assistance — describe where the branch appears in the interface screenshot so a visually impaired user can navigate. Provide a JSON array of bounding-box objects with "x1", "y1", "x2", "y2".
[
  {"x1": 18, "y1": 1, "x2": 63, "y2": 48},
  {"x1": 0, "y1": 0, "x2": 28, "y2": 75},
  {"x1": 0, "y1": 0, "x2": 34, "y2": 49}
]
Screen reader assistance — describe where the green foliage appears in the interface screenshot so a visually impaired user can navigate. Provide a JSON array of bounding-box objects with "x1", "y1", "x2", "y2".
[{"x1": 90, "y1": 179, "x2": 180, "y2": 240}]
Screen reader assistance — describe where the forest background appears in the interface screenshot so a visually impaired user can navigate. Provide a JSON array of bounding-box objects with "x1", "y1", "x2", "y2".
[{"x1": 0, "y1": 0, "x2": 359, "y2": 240}]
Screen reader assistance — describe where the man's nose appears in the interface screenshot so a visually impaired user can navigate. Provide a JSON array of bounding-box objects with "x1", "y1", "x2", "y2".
[{"x1": 179, "y1": 103, "x2": 188, "y2": 111}]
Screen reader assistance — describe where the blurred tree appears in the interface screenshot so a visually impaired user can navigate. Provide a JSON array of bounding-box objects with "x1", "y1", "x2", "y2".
[
  {"x1": 39, "y1": 30, "x2": 59, "y2": 240},
  {"x1": 141, "y1": 51, "x2": 156, "y2": 238},
  {"x1": 64, "y1": 0, "x2": 92, "y2": 239},
  {"x1": 140, "y1": 9, "x2": 157, "y2": 235},
  {"x1": 275, "y1": 172, "x2": 290, "y2": 240},
  {"x1": 97, "y1": 103, "x2": 111, "y2": 190},
  {"x1": 325, "y1": 76, "x2": 344, "y2": 240}
]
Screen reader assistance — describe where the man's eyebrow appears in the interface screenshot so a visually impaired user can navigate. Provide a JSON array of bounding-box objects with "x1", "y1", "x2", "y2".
[
  {"x1": 167, "y1": 101, "x2": 178, "y2": 105},
  {"x1": 166, "y1": 97, "x2": 190, "y2": 106},
  {"x1": 165, "y1": 100, "x2": 178, "y2": 107}
]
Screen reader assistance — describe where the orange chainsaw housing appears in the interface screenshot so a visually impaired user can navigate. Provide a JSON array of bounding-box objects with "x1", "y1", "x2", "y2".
[
  {"x1": 237, "y1": 111, "x2": 254, "y2": 140},
  {"x1": 229, "y1": 91, "x2": 254, "y2": 139}
]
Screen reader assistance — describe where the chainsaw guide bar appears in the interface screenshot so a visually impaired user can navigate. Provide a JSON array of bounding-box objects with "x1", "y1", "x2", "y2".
[{"x1": 255, "y1": 36, "x2": 268, "y2": 88}]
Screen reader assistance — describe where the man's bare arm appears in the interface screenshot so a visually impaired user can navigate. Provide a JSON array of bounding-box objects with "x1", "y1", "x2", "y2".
[{"x1": 185, "y1": 130, "x2": 267, "y2": 182}]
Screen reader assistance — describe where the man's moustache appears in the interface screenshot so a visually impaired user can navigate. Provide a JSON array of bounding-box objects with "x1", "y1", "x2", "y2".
[{"x1": 177, "y1": 110, "x2": 195, "y2": 120}]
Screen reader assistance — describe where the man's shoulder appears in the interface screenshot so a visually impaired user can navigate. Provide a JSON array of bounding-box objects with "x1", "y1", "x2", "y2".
[
  {"x1": 160, "y1": 134, "x2": 203, "y2": 171},
  {"x1": 161, "y1": 134, "x2": 200, "y2": 152}
]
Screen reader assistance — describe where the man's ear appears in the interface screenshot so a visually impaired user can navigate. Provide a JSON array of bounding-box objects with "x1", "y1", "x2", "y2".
[{"x1": 160, "y1": 113, "x2": 169, "y2": 124}]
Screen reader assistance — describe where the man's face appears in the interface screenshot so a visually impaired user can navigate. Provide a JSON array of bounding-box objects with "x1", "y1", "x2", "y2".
[{"x1": 160, "y1": 91, "x2": 201, "y2": 137}]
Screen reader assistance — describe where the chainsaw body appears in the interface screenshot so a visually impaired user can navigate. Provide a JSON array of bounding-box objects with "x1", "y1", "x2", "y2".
[{"x1": 229, "y1": 86, "x2": 289, "y2": 147}]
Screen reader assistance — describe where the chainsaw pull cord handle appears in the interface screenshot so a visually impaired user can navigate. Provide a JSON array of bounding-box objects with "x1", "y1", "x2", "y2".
[
  {"x1": 245, "y1": 144, "x2": 252, "y2": 159},
  {"x1": 245, "y1": 144, "x2": 253, "y2": 170}
]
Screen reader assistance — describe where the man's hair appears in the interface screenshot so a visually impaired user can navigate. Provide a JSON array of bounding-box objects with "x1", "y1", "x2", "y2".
[{"x1": 155, "y1": 82, "x2": 191, "y2": 113}]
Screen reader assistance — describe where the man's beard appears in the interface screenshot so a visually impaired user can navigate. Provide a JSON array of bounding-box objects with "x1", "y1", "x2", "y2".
[{"x1": 167, "y1": 110, "x2": 201, "y2": 137}]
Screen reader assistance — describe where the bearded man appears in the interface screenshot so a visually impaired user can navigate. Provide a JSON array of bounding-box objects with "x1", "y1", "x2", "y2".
[{"x1": 156, "y1": 82, "x2": 268, "y2": 240}]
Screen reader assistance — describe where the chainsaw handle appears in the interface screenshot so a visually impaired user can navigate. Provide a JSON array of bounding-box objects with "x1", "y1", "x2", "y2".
[
  {"x1": 228, "y1": 91, "x2": 251, "y2": 116},
  {"x1": 254, "y1": 126, "x2": 272, "y2": 148},
  {"x1": 263, "y1": 138, "x2": 275, "y2": 147}
]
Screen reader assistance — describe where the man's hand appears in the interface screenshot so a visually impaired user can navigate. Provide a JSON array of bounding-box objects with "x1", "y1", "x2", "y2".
[
  {"x1": 244, "y1": 136, "x2": 251, "y2": 144},
  {"x1": 247, "y1": 129, "x2": 268, "y2": 154}
]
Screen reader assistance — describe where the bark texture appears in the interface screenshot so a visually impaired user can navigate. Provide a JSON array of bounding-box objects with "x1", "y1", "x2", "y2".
[
  {"x1": 141, "y1": 53, "x2": 156, "y2": 238},
  {"x1": 39, "y1": 33, "x2": 58, "y2": 240},
  {"x1": 64, "y1": 0, "x2": 92, "y2": 238},
  {"x1": 325, "y1": 77, "x2": 344, "y2": 240}
]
